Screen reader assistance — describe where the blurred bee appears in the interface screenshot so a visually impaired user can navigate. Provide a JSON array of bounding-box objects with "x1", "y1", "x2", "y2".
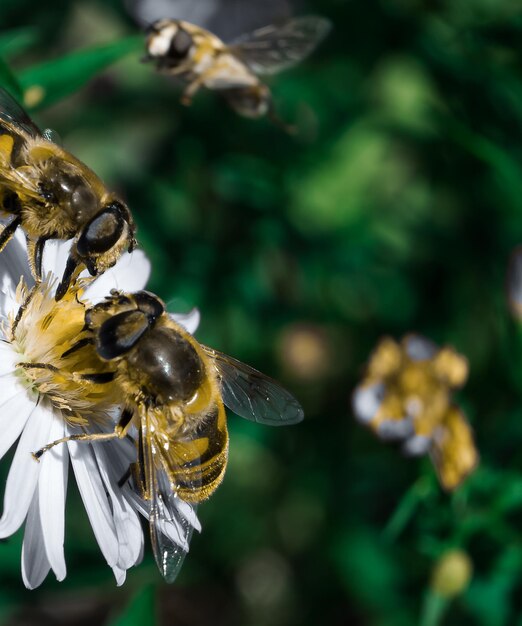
[
  {"x1": 36, "y1": 289, "x2": 303, "y2": 581},
  {"x1": 0, "y1": 89, "x2": 136, "y2": 300},
  {"x1": 143, "y1": 15, "x2": 331, "y2": 123}
]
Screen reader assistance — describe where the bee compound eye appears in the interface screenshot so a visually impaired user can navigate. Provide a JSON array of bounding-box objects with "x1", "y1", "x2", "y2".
[
  {"x1": 77, "y1": 207, "x2": 124, "y2": 258},
  {"x1": 169, "y1": 28, "x2": 193, "y2": 58},
  {"x1": 145, "y1": 21, "x2": 160, "y2": 35},
  {"x1": 134, "y1": 291, "x2": 165, "y2": 320},
  {"x1": 96, "y1": 311, "x2": 151, "y2": 360}
]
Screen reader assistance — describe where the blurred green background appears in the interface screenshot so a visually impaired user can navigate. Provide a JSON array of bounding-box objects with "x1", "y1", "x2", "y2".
[{"x1": 1, "y1": 0, "x2": 522, "y2": 624}]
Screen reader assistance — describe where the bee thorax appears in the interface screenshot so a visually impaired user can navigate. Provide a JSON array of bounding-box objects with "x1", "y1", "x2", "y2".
[{"x1": 127, "y1": 325, "x2": 205, "y2": 404}]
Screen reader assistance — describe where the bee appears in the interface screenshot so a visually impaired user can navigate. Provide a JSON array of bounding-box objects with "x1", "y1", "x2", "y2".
[
  {"x1": 0, "y1": 88, "x2": 137, "y2": 300},
  {"x1": 35, "y1": 289, "x2": 303, "y2": 581},
  {"x1": 143, "y1": 15, "x2": 331, "y2": 122}
]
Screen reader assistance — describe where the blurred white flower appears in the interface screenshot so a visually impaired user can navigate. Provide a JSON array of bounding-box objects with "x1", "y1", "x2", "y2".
[
  {"x1": 352, "y1": 334, "x2": 477, "y2": 490},
  {"x1": 0, "y1": 233, "x2": 200, "y2": 588}
]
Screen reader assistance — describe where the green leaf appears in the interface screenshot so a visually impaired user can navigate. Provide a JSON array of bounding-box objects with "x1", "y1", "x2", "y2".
[
  {"x1": 107, "y1": 585, "x2": 157, "y2": 626},
  {"x1": 0, "y1": 57, "x2": 22, "y2": 99},
  {"x1": 19, "y1": 35, "x2": 143, "y2": 110},
  {"x1": 0, "y1": 27, "x2": 39, "y2": 58},
  {"x1": 420, "y1": 592, "x2": 450, "y2": 626}
]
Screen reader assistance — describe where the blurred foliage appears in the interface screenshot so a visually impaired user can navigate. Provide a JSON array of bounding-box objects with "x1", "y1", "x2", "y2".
[{"x1": 0, "y1": 0, "x2": 521, "y2": 625}]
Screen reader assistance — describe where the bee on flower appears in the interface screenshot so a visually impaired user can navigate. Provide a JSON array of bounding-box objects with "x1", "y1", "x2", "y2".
[
  {"x1": 0, "y1": 224, "x2": 303, "y2": 587},
  {"x1": 0, "y1": 232, "x2": 200, "y2": 588},
  {"x1": 352, "y1": 334, "x2": 478, "y2": 490}
]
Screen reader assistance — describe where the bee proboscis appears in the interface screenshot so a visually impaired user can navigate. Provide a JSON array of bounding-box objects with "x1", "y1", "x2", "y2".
[
  {"x1": 144, "y1": 15, "x2": 331, "y2": 124},
  {"x1": 35, "y1": 290, "x2": 303, "y2": 581},
  {"x1": 0, "y1": 89, "x2": 136, "y2": 300}
]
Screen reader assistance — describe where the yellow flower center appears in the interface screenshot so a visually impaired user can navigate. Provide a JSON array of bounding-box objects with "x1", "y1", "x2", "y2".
[{"x1": 8, "y1": 277, "x2": 119, "y2": 426}]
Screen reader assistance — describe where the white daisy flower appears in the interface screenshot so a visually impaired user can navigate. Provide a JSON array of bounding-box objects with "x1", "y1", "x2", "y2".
[{"x1": 0, "y1": 232, "x2": 200, "y2": 588}]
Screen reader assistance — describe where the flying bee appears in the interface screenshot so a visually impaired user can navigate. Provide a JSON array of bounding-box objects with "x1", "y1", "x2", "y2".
[
  {"x1": 143, "y1": 15, "x2": 331, "y2": 123},
  {"x1": 0, "y1": 88, "x2": 137, "y2": 300},
  {"x1": 35, "y1": 289, "x2": 303, "y2": 581}
]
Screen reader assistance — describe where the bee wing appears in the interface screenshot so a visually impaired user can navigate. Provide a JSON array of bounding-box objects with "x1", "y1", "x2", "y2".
[
  {"x1": 430, "y1": 406, "x2": 479, "y2": 491},
  {"x1": 140, "y1": 420, "x2": 199, "y2": 583},
  {"x1": 42, "y1": 127, "x2": 63, "y2": 146},
  {"x1": 228, "y1": 15, "x2": 331, "y2": 76},
  {"x1": 202, "y1": 346, "x2": 304, "y2": 426},
  {"x1": 0, "y1": 88, "x2": 43, "y2": 137}
]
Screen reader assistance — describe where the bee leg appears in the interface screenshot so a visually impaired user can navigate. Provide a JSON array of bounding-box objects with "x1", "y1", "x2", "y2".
[
  {"x1": 117, "y1": 465, "x2": 132, "y2": 488},
  {"x1": 267, "y1": 102, "x2": 296, "y2": 135},
  {"x1": 132, "y1": 462, "x2": 146, "y2": 497},
  {"x1": 180, "y1": 78, "x2": 204, "y2": 106},
  {"x1": 0, "y1": 216, "x2": 21, "y2": 252},
  {"x1": 11, "y1": 284, "x2": 38, "y2": 340},
  {"x1": 28, "y1": 236, "x2": 52, "y2": 282},
  {"x1": 55, "y1": 256, "x2": 80, "y2": 301},
  {"x1": 61, "y1": 337, "x2": 94, "y2": 358},
  {"x1": 79, "y1": 371, "x2": 116, "y2": 384},
  {"x1": 134, "y1": 426, "x2": 149, "y2": 499},
  {"x1": 32, "y1": 407, "x2": 135, "y2": 462},
  {"x1": 18, "y1": 362, "x2": 117, "y2": 391},
  {"x1": 117, "y1": 463, "x2": 145, "y2": 494},
  {"x1": 32, "y1": 430, "x2": 122, "y2": 461},
  {"x1": 17, "y1": 361, "x2": 60, "y2": 373}
]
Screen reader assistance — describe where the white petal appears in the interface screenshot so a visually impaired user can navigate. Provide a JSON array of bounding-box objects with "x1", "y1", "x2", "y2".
[
  {"x1": 0, "y1": 229, "x2": 32, "y2": 292},
  {"x1": 41, "y1": 240, "x2": 73, "y2": 282},
  {"x1": 112, "y1": 565, "x2": 127, "y2": 586},
  {"x1": 92, "y1": 442, "x2": 143, "y2": 570},
  {"x1": 0, "y1": 401, "x2": 52, "y2": 537},
  {"x1": 352, "y1": 383, "x2": 384, "y2": 424},
  {"x1": 170, "y1": 309, "x2": 200, "y2": 335},
  {"x1": 402, "y1": 434, "x2": 432, "y2": 457},
  {"x1": 176, "y1": 499, "x2": 201, "y2": 533},
  {"x1": 39, "y1": 415, "x2": 68, "y2": 581},
  {"x1": 0, "y1": 281, "x2": 18, "y2": 321},
  {"x1": 377, "y1": 418, "x2": 414, "y2": 441},
  {"x1": 404, "y1": 335, "x2": 437, "y2": 361},
  {"x1": 68, "y1": 438, "x2": 118, "y2": 567},
  {"x1": 83, "y1": 250, "x2": 151, "y2": 304},
  {"x1": 21, "y1": 494, "x2": 51, "y2": 589},
  {"x1": 0, "y1": 391, "x2": 37, "y2": 459},
  {"x1": 0, "y1": 343, "x2": 21, "y2": 377}
]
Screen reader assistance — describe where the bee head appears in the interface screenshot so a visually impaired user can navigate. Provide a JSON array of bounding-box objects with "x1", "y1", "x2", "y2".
[
  {"x1": 85, "y1": 290, "x2": 165, "y2": 361},
  {"x1": 55, "y1": 200, "x2": 137, "y2": 301},
  {"x1": 144, "y1": 19, "x2": 194, "y2": 67},
  {"x1": 76, "y1": 200, "x2": 137, "y2": 276}
]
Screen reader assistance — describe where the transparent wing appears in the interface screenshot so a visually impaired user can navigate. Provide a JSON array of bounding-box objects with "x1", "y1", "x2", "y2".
[
  {"x1": 129, "y1": 0, "x2": 293, "y2": 42},
  {"x1": 0, "y1": 88, "x2": 43, "y2": 137},
  {"x1": 203, "y1": 346, "x2": 304, "y2": 426},
  {"x1": 140, "y1": 418, "x2": 199, "y2": 583},
  {"x1": 228, "y1": 15, "x2": 331, "y2": 75},
  {"x1": 42, "y1": 127, "x2": 62, "y2": 146}
]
